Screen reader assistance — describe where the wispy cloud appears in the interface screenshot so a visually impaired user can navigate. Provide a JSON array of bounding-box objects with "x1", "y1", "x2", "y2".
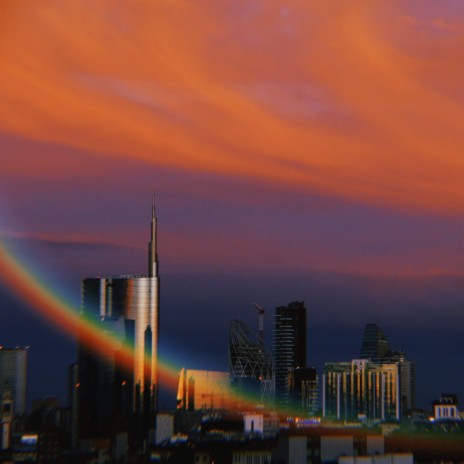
[{"x1": 1, "y1": 1, "x2": 463, "y2": 213}]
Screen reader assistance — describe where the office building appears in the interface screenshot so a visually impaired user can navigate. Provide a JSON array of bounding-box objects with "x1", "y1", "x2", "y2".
[
  {"x1": 273, "y1": 301, "x2": 307, "y2": 409},
  {"x1": 229, "y1": 319, "x2": 272, "y2": 404},
  {"x1": 293, "y1": 367, "x2": 319, "y2": 417},
  {"x1": 78, "y1": 197, "x2": 160, "y2": 439},
  {"x1": 176, "y1": 369, "x2": 234, "y2": 411},
  {"x1": 0, "y1": 347, "x2": 28, "y2": 416},
  {"x1": 360, "y1": 323, "x2": 390, "y2": 359},
  {"x1": 382, "y1": 351, "x2": 415, "y2": 413},
  {"x1": 323, "y1": 359, "x2": 400, "y2": 422}
]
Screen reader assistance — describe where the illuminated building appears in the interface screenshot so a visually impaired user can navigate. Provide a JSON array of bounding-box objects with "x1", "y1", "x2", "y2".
[
  {"x1": 433, "y1": 394, "x2": 459, "y2": 421},
  {"x1": 322, "y1": 359, "x2": 400, "y2": 422},
  {"x1": 273, "y1": 301, "x2": 307, "y2": 409},
  {"x1": 360, "y1": 323, "x2": 390, "y2": 359},
  {"x1": 0, "y1": 346, "x2": 28, "y2": 416},
  {"x1": 229, "y1": 319, "x2": 272, "y2": 404},
  {"x1": 78, "y1": 197, "x2": 160, "y2": 438},
  {"x1": 177, "y1": 369, "x2": 233, "y2": 411}
]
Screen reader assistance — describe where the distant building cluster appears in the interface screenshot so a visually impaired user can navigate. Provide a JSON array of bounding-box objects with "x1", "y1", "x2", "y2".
[
  {"x1": 323, "y1": 324, "x2": 416, "y2": 423},
  {"x1": 1, "y1": 199, "x2": 463, "y2": 463}
]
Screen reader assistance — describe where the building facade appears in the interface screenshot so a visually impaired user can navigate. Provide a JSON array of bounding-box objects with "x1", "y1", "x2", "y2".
[
  {"x1": 433, "y1": 394, "x2": 460, "y2": 421},
  {"x1": 360, "y1": 324, "x2": 391, "y2": 359},
  {"x1": 383, "y1": 351, "x2": 415, "y2": 413},
  {"x1": 323, "y1": 359, "x2": 400, "y2": 422},
  {"x1": 293, "y1": 367, "x2": 319, "y2": 417},
  {"x1": 272, "y1": 427, "x2": 385, "y2": 464},
  {"x1": 0, "y1": 347, "x2": 28, "y2": 416},
  {"x1": 177, "y1": 369, "x2": 233, "y2": 411},
  {"x1": 273, "y1": 301, "x2": 307, "y2": 409}
]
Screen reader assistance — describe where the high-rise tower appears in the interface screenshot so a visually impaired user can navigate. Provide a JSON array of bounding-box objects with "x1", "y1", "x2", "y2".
[
  {"x1": 359, "y1": 323, "x2": 390, "y2": 359},
  {"x1": 273, "y1": 301, "x2": 307, "y2": 409},
  {"x1": 78, "y1": 197, "x2": 160, "y2": 440},
  {"x1": 148, "y1": 194, "x2": 158, "y2": 279}
]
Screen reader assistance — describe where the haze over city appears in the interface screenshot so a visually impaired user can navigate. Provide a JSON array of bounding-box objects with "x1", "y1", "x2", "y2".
[{"x1": 1, "y1": 0, "x2": 464, "y2": 413}]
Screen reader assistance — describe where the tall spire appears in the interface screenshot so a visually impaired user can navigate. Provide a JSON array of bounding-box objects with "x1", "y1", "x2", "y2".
[{"x1": 148, "y1": 194, "x2": 158, "y2": 277}]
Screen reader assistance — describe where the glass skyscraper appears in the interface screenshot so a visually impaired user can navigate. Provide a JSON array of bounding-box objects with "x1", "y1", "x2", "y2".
[
  {"x1": 360, "y1": 323, "x2": 390, "y2": 359},
  {"x1": 78, "y1": 197, "x2": 160, "y2": 439},
  {"x1": 273, "y1": 301, "x2": 307, "y2": 409}
]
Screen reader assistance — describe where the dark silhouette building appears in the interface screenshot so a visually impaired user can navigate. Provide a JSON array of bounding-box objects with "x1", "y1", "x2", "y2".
[
  {"x1": 360, "y1": 323, "x2": 390, "y2": 359},
  {"x1": 293, "y1": 367, "x2": 319, "y2": 417},
  {"x1": 273, "y1": 301, "x2": 307, "y2": 409},
  {"x1": 78, "y1": 318, "x2": 135, "y2": 439}
]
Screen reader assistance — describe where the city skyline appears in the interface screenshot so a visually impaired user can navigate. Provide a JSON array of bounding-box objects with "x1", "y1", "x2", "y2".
[
  {"x1": 0, "y1": 194, "x2": 461, "y2": 411},
  {"x1": 0, "y1": 1, "x2": 464, "y2": 411}
]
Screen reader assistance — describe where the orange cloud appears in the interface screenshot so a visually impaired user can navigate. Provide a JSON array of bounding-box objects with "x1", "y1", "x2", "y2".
[{"x1": 1, "y1": 1, "x2": 463, "y2": 212}]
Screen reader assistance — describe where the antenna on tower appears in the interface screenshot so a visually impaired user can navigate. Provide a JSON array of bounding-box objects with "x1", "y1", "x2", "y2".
[
  {"x1": 148, "y1": 194, "x2": 158, "y2": 278},
  {"x1": 253, "y1": 303, "x2": 265, "y2": 344}
]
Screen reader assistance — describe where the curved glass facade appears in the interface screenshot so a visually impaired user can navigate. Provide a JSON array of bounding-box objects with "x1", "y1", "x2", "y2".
[
  {"x1": 78, "y1": 198, "x2": 160, "y2": 440},
  {"x1": 81, "y1": 275, "x2": 159, "y2": 393}
]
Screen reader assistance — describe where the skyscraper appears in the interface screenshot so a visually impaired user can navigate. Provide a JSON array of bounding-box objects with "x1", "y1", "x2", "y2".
[
  {"x1": 78, "y1": 197, "x2": 160, "y2": 439},
  {"x1": 273, "y1": 301, "x2": 307, "y2": 409},
  {"x1": 359, "y1": 323, "x2": 390, "y2": 359},
  {"x1": 0, "y1": 347, "x2": 28, "y2": 416}
]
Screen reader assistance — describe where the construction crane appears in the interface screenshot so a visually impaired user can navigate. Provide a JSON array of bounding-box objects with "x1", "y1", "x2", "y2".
[{"x1": 252, "y1": 303, "x2": 265, "y2": 343}]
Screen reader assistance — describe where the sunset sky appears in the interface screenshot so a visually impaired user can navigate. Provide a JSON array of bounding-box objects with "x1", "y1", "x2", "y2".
[{"x1": 1, "y1": 0, "x2": 463, "y2": 408}]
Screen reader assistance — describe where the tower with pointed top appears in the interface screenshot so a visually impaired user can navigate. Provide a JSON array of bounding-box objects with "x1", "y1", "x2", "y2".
[
  {"x1": 149, "y1": 194, "x2": 158, "y2": 278},
  {"x1": 78, "y1": 197, "x2": 160, "y2": 441},
  {"x1": 147, "y1": 194, "x2": 160, "y2": 406}
]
